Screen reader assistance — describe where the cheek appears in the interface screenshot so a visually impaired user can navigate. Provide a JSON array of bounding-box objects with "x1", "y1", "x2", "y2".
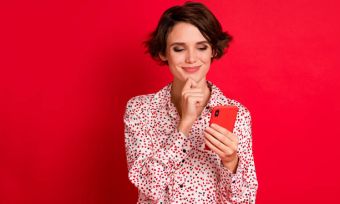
[
  {"x1": 198, "y1": 48, "x2": 213, "y2": 62},
  {"x1": 167, "y1": 52, "x2": 186, "y2": 65},
  {"x1": 199, "y1": 53, "x2": 212, "y2": 64}
]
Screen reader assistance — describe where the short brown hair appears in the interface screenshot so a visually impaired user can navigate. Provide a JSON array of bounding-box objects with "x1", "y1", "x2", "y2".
[{"x1": 145, "y1": 1, "x2": 233, "y2": 65}]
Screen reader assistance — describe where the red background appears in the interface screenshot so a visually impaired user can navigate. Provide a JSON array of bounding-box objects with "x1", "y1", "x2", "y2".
[{"x1": 1, "y1": 0, "x2": 340, "y2": 203}]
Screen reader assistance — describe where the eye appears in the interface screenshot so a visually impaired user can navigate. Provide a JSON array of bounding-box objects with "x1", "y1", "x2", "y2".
[
  {"x1": 173, "y1": 47, "x2": 184, "y2": 52},
  {"x1": 198, "y1": 46, "x2": 208, "y2": 51}
]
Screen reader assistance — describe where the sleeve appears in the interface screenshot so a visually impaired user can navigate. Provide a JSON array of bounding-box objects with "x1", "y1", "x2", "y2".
[
  {"x1": 124, "y1": 96, "x2": 194, "y2": 201},
  {"x1": 217, "y1": 108, "x2": 258, "y2": 204}
]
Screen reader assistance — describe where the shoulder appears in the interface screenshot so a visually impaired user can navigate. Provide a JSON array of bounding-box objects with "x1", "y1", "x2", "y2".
[
  {"x1": 224, "y1": 98, "x2": 253, "y2": 141},
  {"x1": 124, "y1": 94, "x2": 155, "y2": 117},
  {"x1": 123, "y1": 94, "x2": 156, "y2": 129},
  {"x1": 227, "y1": 98, "x2": 251, "y2": 122},
  {"x1": 217, "y1": 88, "x2": 252, "y2": 127},
  {"x1": 210, "y1": 81, "x2": 251, "y2": 122},
  {"x1": 126, "y1": 94, "x2": 154, "y2": 109},
  {"x1": 124, "y1": 83, "x2": 171, "y2": 120}
]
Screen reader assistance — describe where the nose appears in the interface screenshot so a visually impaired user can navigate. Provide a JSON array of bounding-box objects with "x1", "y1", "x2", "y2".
[{"x1": 185, "y1": 48, "x2": 197, "y2": 64}]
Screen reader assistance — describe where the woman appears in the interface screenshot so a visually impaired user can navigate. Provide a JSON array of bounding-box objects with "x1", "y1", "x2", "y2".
[{"x1": 124, "y1": 2, "x2": 258, "y2": 203}]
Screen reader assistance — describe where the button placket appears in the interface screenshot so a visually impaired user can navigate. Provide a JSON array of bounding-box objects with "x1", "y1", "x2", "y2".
[{"x1": 174, "y1": 173, "x2": 186, "y2": 190}]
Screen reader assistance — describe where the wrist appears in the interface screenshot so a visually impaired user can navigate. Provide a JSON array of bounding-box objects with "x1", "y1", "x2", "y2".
[
  {"x1": 178, "y1": 120, "x2": 192, "y2": 136},
  {"x1": 222, "y1": 156, "x2": 239, "y2": 174}
]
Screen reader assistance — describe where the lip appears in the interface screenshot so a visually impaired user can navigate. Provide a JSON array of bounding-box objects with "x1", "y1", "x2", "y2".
[{"x1": 182, "y1": 66, "x2": 201, "y2": 73}]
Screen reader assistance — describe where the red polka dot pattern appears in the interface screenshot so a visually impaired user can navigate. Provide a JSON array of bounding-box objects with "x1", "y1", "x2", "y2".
[{"x1": 124, "y1": 81, "x2": 258, "y2": 203}]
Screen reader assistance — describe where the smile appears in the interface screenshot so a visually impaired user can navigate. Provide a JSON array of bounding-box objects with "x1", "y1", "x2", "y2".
[{"x1": 182, "y1": 66, "x2": 201, "y2": 73}]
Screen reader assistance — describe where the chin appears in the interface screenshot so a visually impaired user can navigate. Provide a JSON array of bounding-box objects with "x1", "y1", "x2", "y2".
[{"x1": 184, "y1": 75, "x2": 204, "y2": 82}]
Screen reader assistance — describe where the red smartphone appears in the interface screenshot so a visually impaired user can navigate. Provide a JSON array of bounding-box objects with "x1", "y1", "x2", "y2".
[{"x1": 205, "y1": 105, "x2": 239, "y2": 150}]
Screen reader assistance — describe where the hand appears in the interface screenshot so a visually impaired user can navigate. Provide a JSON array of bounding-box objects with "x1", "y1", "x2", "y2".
[
  {"x1": 204, "y1": 123, "x2": 239, "y2": 173},
  {"x1": 178, "y1": 78, "x2": 206, "y2": 136}
]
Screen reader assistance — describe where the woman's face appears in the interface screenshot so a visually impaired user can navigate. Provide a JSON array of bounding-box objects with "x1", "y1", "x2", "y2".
[{"x1": 160, "y1": 22, "x2": 213, "y2": 83}]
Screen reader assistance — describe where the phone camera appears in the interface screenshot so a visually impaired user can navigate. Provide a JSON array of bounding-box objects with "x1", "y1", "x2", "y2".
[{"x1": 215, "y1": 109, "x2": 220, "y2": 117}]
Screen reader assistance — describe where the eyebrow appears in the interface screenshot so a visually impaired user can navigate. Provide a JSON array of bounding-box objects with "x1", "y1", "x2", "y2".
[{"x1": 169, "y1": 41, "x2": 209, "y2": 47}]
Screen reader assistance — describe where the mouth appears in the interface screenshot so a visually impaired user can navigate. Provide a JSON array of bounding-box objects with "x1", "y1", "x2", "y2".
[{"x1": 182, "y1": 65, "x2": 201, "y2": 73}]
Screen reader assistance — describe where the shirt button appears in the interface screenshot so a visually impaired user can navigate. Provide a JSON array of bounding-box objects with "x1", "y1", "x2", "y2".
[
  {"x1": 199, "y1": 117, "x2": 202, "y2": 120},
  {"x1": 182, "y1": 149, "x2": 186, "y2": 153},
  {"x1": 179, "y1": 184, "x2": 183, "y2": 188},
  {"x1": 206, "y1": 106, "x2": 210, "y2": 109},
  {"x1": 182, "y1": 159, "x2": 185, "y2": 163}
]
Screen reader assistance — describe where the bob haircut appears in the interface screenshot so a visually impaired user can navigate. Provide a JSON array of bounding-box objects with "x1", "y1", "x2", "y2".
[{"x1": 145, "y1": 1, "x2": 233, "y2": 65}]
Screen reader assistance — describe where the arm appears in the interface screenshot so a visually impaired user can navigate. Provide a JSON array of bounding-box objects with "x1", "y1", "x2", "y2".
[
  {"x1": 218, "y1": 109, "x2": 258, "y2": 203},
  {"x1": 124, "y1": 97, "x2": 193, "y2": 201}
]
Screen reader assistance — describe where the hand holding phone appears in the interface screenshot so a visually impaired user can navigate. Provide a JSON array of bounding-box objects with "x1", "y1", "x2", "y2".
[{"x1": 205, "y1": 105, "x2": 239, "y2": 150}]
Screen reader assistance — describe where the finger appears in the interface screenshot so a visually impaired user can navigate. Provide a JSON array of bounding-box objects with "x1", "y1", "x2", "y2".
[
  {"x1": 183, "y1": 78, "x2": 197, "y2": 91},
  {"x1": 187, "y1": 96, "x2": 204, "y2": 106},
  {"x1": 188, "y1": 96, "x2": 204, "y2": 107},
  {"x1": 210, "y1": 123, "x2": 238, "y2": 144},
  {"x1": 187, "y1": 77, "x2": 198, "y2": 88},
  {"x1": 205, "y1": 135, "x2": 225, "y2": 155},
  {"x1": 204, "y1": 133, "x2": 234, "y2": 157},
  {"x1": 182, "y1": 92, "x2": 204, "y2": 99},
  {"x1": 210, "y1": 123, "x2": 231, "y2": 134},
  {"x1": 182, "y1": 91, "x2": 204, "y2": 101},
  {"x1": 205, "y1": 126, "x2": 235, "y2": 148},
  {"x1": 182, "y1": 78, "x2": 193, "y2": 92},
  {"x1": 182, "y1": 88, "x2": 204, "y2": 95},
  {"x1": 204, "y1": 130, "x2": 236, "y2": 155},
  {"x1": 204, "y1": 131, "x2": 227, "y2": 152}
]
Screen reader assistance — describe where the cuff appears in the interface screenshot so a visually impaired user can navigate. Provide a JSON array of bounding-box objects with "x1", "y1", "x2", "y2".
[{"x1": 220, "y1": 156, "x2": 244, "y2": 193}]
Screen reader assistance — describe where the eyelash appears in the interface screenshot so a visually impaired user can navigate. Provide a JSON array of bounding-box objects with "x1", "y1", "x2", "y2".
[
  {"x1": 173, "y1": 46, "x2": 208, "y2": 52},
  {"x1": 173, "y1": 48, "x2": 184, "y2": 52}
]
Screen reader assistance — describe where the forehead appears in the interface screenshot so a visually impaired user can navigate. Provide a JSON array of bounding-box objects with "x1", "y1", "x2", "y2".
[{"x1": 167, "y1": 22, "x2": 208, "y2": 45}]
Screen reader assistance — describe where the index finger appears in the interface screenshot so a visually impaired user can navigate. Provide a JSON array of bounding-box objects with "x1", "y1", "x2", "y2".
[
  {"x1": 210, "y1": 123, "x2": 238, "y2": 143},
  {"x1": 183, "y1": 77, "x2": 197, "y2": 91}
]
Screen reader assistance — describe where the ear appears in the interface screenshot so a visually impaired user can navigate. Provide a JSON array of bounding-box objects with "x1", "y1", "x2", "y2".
[
  {"x1": 211, "y1": 50, "x2": 217, "y2": 58},
  {"x1": 159, "y1": 53, "x2": 167, "y2": 61}
]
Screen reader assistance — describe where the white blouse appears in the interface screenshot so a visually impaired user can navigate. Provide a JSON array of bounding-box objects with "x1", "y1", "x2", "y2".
[{"x1": 124, "y1": 81, "x2": 258, "y2": 203}]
